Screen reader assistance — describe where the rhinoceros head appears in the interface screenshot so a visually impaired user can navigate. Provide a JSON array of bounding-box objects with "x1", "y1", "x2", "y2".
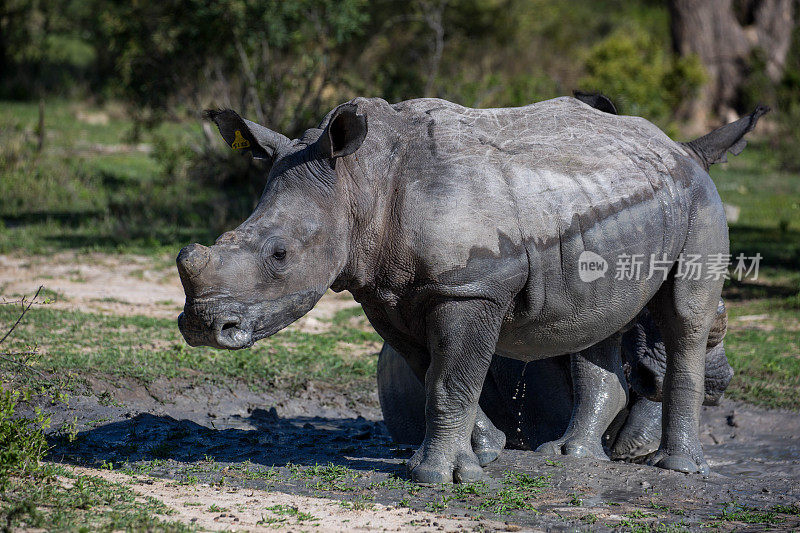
[{"x1": 177, "y1": 104, "x2": 367, "y2": 349}]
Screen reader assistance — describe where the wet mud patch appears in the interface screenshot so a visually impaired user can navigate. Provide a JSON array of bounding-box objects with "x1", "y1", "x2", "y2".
[{"x1": 40, "y1": 378, "x2": 800, "y2": 531}]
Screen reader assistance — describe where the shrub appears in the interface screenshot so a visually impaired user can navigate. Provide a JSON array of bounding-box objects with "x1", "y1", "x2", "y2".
[
  {"x1": 773, "y1": 28, "x2": 800, "y2": 172},
  {"x1": 0, "y1": 289, "x2": 53, "y2": 490},
  {"x1": 578, "y1": 27, "x2": 705, "y2": 126},
  {"x1": 0, "y1": 390, "x2": 50, "y2": 488}
]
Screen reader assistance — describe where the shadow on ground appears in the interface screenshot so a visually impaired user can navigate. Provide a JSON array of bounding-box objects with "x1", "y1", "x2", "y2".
[{"x1": 49, "y1": 409, "x2": 402, "y2": 475}]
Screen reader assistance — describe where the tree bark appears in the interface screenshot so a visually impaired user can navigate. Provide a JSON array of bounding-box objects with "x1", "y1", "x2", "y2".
[{"x1": 669, "y1": 0, "x2": 795, "y2": 128}]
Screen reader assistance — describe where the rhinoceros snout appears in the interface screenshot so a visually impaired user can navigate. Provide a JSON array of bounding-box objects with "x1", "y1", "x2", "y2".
[
  {"x1": 214, "y1": 315, "x2": 253, "y2": 349},
  {"x1": 178, "y1": 310, "x2": 253, "y2": 350}
]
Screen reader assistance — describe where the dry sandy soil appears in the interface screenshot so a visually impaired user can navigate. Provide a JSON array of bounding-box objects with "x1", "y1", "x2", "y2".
[
  {"x1": 5, "y1": 253, "x2": 800, "y2": 531},
  {"x1": 66, "y1": 466, "x2": 506, "y2": 532},
  {"x1": 0, "y1": 252, "x2": 359, "y2": 331}
]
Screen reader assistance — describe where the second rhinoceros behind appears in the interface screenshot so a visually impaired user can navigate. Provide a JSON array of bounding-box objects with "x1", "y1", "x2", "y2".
[{"x1": 177, "y1": 96, "x2": 766, "y2": 483}]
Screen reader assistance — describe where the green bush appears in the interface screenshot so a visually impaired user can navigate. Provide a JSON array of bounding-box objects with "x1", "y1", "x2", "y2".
[
  {"x1": 738, "y1": 25, "x2": 800, "y2": 173},
  {"x1": 0, "y1": 390, "x2": 50, "y2": 488},
  {"x1": 774, "y1": 29, "x2": 800, "y2": 172},
  {"x1": 578, "y1": 27, "x2": 705, "y2": 126}
]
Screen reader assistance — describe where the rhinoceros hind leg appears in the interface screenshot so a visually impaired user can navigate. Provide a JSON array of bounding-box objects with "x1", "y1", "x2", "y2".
[
  {"x1": 645, "y1": 247, "x2": 723, "y2": 476},
  {"x1": 536, "y1": 334, "x2": 627, "y2": 460},
  {"x1": 472, "y1": 410, "x2": 506, "y2": 466},
  {"x1": 609, "y1": 395, "x2": 662, "y2": 462}
]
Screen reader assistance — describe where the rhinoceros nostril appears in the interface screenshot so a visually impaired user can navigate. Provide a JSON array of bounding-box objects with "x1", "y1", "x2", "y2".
[
  {"x1": 215, "y1": 317, "x2": 252, "y2": 349},
  {"x1": 221, "y1": 320, "x2": 239, "y2": 333}
]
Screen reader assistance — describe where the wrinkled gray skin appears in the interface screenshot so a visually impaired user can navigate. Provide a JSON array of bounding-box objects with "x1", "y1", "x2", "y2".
[
  {"x1": 178, "y1": 96, "x2": 766, "y2": 483},
  {"x1": 378, "y1": 94, "x2": 736, "y2": 466},
  {"x1": 377, "y1": 301, "x2": 733, "y2": 463}
]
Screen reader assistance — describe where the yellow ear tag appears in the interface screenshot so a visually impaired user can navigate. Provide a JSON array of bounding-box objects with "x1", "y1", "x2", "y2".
[{"x1": 231, "y1": 129, "x2": 250, "y2": 150}]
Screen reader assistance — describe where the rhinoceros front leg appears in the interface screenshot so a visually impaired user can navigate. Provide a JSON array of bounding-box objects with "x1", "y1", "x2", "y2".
[
  {"x1": 377, "y1": 343, "x2": 506, "y2": 465},
  {"x1": 536, "y1": 333, "x2": 627, "y2": 459},
  {"x1": 408, "y1": 299, "x2": 502, "y2": 483}
]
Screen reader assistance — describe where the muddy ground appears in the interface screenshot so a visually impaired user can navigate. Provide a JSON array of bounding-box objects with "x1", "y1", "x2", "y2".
[
  {"x1": 37, "y1": 377, "x2": 800, "y2": 531},
  {"x1": 6, "y1": 253, "x2": 800, "y2": 531}
]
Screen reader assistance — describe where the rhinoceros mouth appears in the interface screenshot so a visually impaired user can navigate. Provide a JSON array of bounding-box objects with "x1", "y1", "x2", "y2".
[
  {"x1": 178, "y1": 308, "x2": 289, "y2": 350},
  {"x1": 178, "y1": 311, "x2": 254, "y2": 350},
  {"x1": 178, "y1": 289, "x2": 325, "y2": 350},
  {"x1": 215, "y1": 317, "x2": 254, "y2": 349}
]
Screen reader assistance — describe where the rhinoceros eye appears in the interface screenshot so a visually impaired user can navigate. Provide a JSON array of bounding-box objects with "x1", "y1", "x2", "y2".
[{"x1": 262, "y1": 238, "x2": 288, "y2": 272}]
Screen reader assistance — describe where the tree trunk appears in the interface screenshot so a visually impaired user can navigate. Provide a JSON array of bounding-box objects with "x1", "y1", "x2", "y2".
[{"x1": 669, "y1": 0, "x2": 794, "y2": 128}]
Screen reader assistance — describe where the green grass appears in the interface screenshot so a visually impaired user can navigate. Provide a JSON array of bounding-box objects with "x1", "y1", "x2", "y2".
[
  {"x1": 711, "y1": 141, "x2": 800, "y2": 241},
  {"x1": 0, "y1": 304, "x2": 380, "y2": 390},
  {"x1": 259, "y1": 504, "x2": 317, "y2": 524},
  {"x1": 287, "y1": 462, "x2": 365, "y2": 492},
  {"x1": 723, "y1": 296, "x2": 800, "y2": 409},
  {"x1": 0, "y1": 465, "x2": 191, "y2": 532},
  {"x1": 706, "y1": 501, "x2": 800, "y2": 526},
  {"x1": 703, "y1": 141, "x2": 800, "y2": 409},
  {"x1": 472, "y1": 472, "x2": 550, "y2": 515},
  {"x1": 0, "y1": 99, "x2": 240, "y2": 255}
]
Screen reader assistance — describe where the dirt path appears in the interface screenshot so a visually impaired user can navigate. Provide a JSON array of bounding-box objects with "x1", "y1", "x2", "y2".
[
  {"x1": 40, "y1": 373, "x2": 800, "y2": 532},
  {"x1": 67, "y1": 466, "x2": 506, "y2": 532},
  {"x1": 0, "y1": 252, "x2": 359, "y2": 330}
]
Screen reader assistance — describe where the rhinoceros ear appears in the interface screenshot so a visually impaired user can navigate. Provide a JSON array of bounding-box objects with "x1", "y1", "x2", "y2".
[
  {"x1": 320, "y1": 103, "x2": 367, "y2": 159},
  {"x1": 204, "y1": 109, "x2": 290, "y2": 160},
  {"x1": 573, "y1": 90, "x2": 618, "y2": 115}
]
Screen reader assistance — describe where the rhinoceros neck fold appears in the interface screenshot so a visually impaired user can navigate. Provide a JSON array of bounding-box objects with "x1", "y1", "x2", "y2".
[
  {"x1": 331, "y1": 149, "x2": 403, "y2": 296},
  {"x1": 331, "y1": 99, "x2": 411, "y2": 296}
]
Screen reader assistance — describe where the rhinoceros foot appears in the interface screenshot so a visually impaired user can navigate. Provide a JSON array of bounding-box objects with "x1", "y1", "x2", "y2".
[
  {"x1": 408, "y1": 442, "x2": 487, "y2": 484},
  {"x1": 535, "y1": 436, "x2": 609, "y2": 460},
  {"x1": 648, "y1": 451, "x2": 710, "y2": 476},
  {"x1": 609, "y1": 396, "x2": 661, "y2": 461},
  {"x1": 472, "y1": 411, "x2": 506, "y2": 466},
  {"x1": 647, "y1": 432, "x2": 710, "y2": 476}
]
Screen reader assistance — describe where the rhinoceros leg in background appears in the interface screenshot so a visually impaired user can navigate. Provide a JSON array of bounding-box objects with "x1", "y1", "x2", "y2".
[
  {"x1": 608, "y1": 394, "x2": 662, "y2": 461},
  {"x1": 377, "y1": 342, "x2": 506, "y2": 466},
  {"x1": 627, "y1": 301, "x2": 732, "y2": 406},
  {"x1": 377, "y1": 345, "x2": 426, "y2": 445},
  {"x1": 535, "y1": 333, "x2": 628, "y2": 459}
]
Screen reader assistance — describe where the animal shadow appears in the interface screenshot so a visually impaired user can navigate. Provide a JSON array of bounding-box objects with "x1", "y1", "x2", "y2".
[{"x1": 48, "y1": 409, "x2": 407, "y2": 475}]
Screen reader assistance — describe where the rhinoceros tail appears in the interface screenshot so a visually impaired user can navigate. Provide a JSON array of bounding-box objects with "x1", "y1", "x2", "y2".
[
  {"x1": 683, "y1": 105, "x2": 770, "y2": 171},
  {"x1": 707, "y1": 298, "x2": 727, "y2": 349},
  {"x1": 573, "y1": 90, "x2": 618, "y2": 115}
]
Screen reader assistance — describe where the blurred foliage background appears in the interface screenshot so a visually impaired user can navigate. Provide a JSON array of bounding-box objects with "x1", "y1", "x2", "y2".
[{"x1": 0, "y1": 0, "x2": 798, "y2": 251}]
